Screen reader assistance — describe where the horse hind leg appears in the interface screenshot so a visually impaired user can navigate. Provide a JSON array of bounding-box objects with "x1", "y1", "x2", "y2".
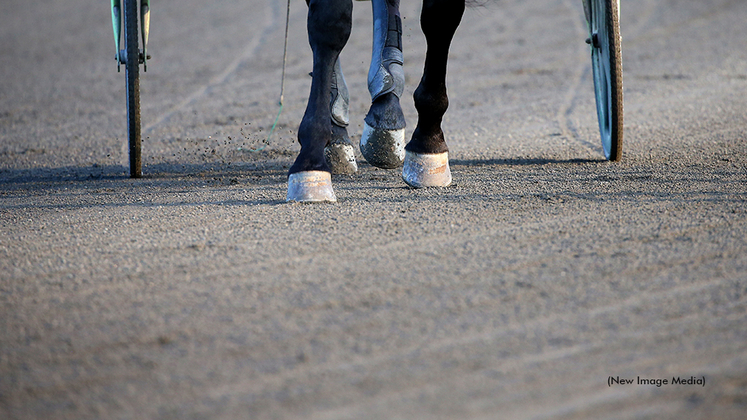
[
  {"x1": 324, "y1": 57, "x2": 358, "y2": 174},
  {"x1": 402, "y1": 0, "x2": 465, "y2": 188},
  {"x1": 360, "y1": 0, "x2": 407, "y2": 169},
  {"x1": 287, "y1": 0, "x2": 353, "y2": 202}
]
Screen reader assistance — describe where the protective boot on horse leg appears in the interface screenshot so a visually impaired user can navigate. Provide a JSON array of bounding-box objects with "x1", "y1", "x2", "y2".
[
  {"x1": 324, "y1": 57, "x2": 358, "y2": 175},
  {"x1": 360, "y1": 0, "x2": 407, "y2": 169},
  {"x1": 287, "y1": 0, "x2": 353, "y2": 202},
  {"x1": 403, "y1": 0, "x2": 465, "y2": 188}
]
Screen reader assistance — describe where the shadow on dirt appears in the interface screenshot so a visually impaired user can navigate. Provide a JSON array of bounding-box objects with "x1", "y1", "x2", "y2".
[
  {"x1": 2, "y1": 156, "x2": 745, "y2": 211},
  {"x1": 0, "y1": 160, "x2": 288, "y2": 186},
  {"x1": 0, "y1": 159, "x2": 292, "y2": 207},
  {"x1": 450, "y1": 157, "x2": 604, "y2": 167}
]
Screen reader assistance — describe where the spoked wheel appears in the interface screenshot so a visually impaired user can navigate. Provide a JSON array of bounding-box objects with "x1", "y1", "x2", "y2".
[
  {"x1": 124, "y1": 0, "x2": 142, "y2": 178},
  {"x1": 585, "y1": 0, "x2": 623, "y2": 161}
]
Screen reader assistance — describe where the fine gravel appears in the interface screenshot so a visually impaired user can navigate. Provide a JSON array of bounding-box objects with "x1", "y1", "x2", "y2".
[{"x1": 1, "y1": 0, "x2": 746, "y2": 419}]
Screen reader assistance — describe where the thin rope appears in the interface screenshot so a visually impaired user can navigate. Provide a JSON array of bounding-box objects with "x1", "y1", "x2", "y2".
[
  {"x1": 279, "y1": 0, "x2": 291, "y2": 106},
  {"x1": 250, "y1": 0, "x2": 291, "y2": 152}
]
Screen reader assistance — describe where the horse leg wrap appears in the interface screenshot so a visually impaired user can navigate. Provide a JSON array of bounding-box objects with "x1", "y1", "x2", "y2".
[
  {"x1": 368, "y1": 0, "x2": 404, "y2": 101},
  {"x1": 361, "y1": 0, "x2": 406, "y2": 169},
  {"x1": 325, "y1": 58, "x2": 358, "y2": 174},
  {"x1": 330, "y1": 57, "x2": 350, "y2": 128}
]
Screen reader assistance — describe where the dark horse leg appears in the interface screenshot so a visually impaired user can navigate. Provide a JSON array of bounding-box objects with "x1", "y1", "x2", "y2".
[
  {"x1": 298, "y1": 0, "x2": 356, "y2": 175},
  {"x1": 360, "y1": 0, "x2": 407, "y2": 169},
  {"x1": 402, "y1": 0, "x2": 465, "y2": 187},
  {"x1": 287, "y1": 0, "x2": 353, "y2": 202}
]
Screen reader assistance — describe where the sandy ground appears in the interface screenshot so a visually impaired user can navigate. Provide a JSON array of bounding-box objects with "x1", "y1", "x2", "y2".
[{"x1": 1, "y1": 0, "x2": 746, "y2": 418}]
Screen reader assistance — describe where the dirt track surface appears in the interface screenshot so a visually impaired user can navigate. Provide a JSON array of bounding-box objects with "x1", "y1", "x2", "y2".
[{"x1": 2, "y1": 0, "x2": 746, "y2": 418}]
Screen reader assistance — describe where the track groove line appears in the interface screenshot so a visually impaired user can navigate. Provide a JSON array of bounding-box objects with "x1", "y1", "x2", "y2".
[
  {"x1": 625, "y1": 0, "x2": 744, "y2": 47},
  {"x1": 207, "y1": 272, "x2": 744, "y2": 406},
  {"x1": 556, "y1": 0, "x2": 599, "y2": 155},
  {"x1": 142, "y1": 0, "x2": 281, "y2": 135},
  {"x1": 8, "y1": 198, "x2": 741, "y2": 301}
]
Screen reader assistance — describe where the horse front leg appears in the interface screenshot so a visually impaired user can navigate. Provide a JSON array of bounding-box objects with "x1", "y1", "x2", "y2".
[
  {"x1": 360, "y1": 0, "x2": 407, "y2": 169},
  {"x1": 287, "y1": 0, "x2": 353, "y2": 202},
  {"x1": 402, "y1": 0, "x2": 465, "y2": 188}
]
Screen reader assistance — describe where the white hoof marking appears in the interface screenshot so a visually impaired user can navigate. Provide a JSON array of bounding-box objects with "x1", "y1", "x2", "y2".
[
  {"x1": 402, "y1": 151, "x2": 452, "y2": 188},
  {"x1": 287, "y1": 171, "x2": 337, "y2": 203}
]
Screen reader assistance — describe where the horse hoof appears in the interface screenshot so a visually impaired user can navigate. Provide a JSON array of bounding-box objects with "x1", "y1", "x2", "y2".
[
  {"x1": 360, "y1": 122, "x2": 405, "y2": 169},
  {"x1": 287, "y1": 171, "x2": 337, "y2": 203},
  {"x1": 402, "y1": 150, "x2": 451, "y2": 188},
  {"x1": 325, "y1": 142, "x2": 358, "y2": 175}
]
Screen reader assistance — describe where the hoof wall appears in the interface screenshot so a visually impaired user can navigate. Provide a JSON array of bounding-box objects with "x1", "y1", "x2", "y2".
[
  {"x1": 287, "y1": 171, "x2": 337, "y2": 203},
  {"x1": 402, "y1": 151, "x2": 451, "y2": 188},
  {"x1": 325, "y1": 143, "x2": 358, "y2": 175},
  {"x1": 360, "y1": 122, "x2": 405, "y2": 169}
]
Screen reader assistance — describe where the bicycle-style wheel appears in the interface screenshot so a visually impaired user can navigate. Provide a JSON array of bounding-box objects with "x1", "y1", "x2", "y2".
[
  {"x1": 124, "y1": 0, "x2": 142, "y2": 177},
  {"x1": 586, "y1": 0, "x2": 623, "y2": 161}
]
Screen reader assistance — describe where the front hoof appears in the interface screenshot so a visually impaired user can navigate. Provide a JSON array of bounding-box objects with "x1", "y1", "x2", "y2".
[
  {"x1": 287, "y1": 171, "x2": 337, "y2": 203},
  {"x1": 360, "y1": 122, "x2": 405, "y2": 169},
  {"x1": 325, "y1": 142, "x2": 358, "y2": 175},
  {"x1": 402, "y1": 151, "x2": 452, "y2": 188}
]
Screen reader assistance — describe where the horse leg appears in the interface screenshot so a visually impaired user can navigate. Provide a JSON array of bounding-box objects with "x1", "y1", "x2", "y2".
[
  {"x1": 360, "y1": 0, "x2": 407, "y2": 169},
  {"x1": 402, "y1": 0, "x2": 465, "y2": 188},
  {"x1": 287, "y1": 0, "x2": 353, "y2": 202},
  {"x1": 324, "y1": 57, "x2": 358, "y2": 175},
  {"x1": 299, "y1": 0, "x2": 356, "y2": 175}
]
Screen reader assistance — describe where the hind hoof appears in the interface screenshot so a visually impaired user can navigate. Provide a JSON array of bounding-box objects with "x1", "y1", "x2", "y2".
[
  {"x1": 287, "y1": 171, "x2": 337, "y2": 203},
  {"x1": 402, "y1": 151, "x2": 452, "y2": 188},
  {"x1": 360, "y1": 122, "x2": 405, "y2": 169},
  {"x1": 325, "y1": 142, "x2": 358, "y2": 175}
]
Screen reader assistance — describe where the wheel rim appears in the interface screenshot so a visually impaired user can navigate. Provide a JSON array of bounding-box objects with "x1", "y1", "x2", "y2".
[{"x1": 591, "y1": 0, "x2": 613, "y2": 160}]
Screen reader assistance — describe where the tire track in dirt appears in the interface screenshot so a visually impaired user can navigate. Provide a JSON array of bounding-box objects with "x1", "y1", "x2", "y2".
[
  {"x1": 620, "y1": 0, "x2": 657, "y2": 40},
  {"x1": 7, "y1": 183, "x2": 742, "y2": 300},
  {"x1": 141, "y1": 0, "x2": 281, "y2": 135},
  {"x1": 555, "y1": 0, "x2": 600, "y2": 155},
  {"x1": 554, "y1": 0, "x2": 659, "y2": 157},
  {"x1": 624, "y1": 0, "x2": 743, "y2": 47},
  {"x1": 200, "y1": 270, "x2": 746, "y2": 418}
]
